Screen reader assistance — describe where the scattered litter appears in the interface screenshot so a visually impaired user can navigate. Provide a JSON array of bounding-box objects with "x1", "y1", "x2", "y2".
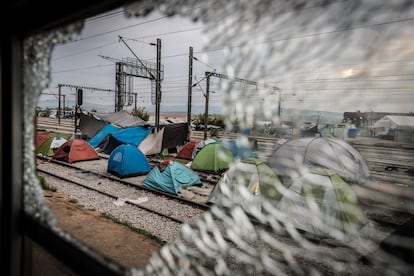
[
  {"x1": 127, "y1": 197, "x2": 149, "y2": 204},
  {"x1": 113, "y1": 198, "x2": 126, "y2": 206},
  {"x1": 114, "y1": 197, "x2": 149, "y2": 206}
]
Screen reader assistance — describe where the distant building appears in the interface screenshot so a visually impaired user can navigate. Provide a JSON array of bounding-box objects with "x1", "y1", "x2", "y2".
[
  {"x1": 343, "y1": 111, "x2": 414, "y2": 128},
  {"x1": 373, "y1": 115, "x2": 414, "y2": 143}
]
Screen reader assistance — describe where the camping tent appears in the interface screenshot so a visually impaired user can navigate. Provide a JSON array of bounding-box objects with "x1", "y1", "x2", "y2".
[
  {"x1": 268, "y1": 137, "x2": 371, "y2": 184},
  {"x1": 96, "y1": 134, "x2": 125, "y2": 155},
  {"x1": 107, "y1": 144, "x2": 151, "y2": 178},
  {"x1": 88, "y1": 124, "x2": 120, "y2": 148},
  {"x1": 142, "y1": 161, "x2": 201, "y2": 194},
  {"x1": 191, "y1": 143, "x2": 234, "y2": 173},
  {"x1": 37, "y1": 136, "x2": 68, "y2": 157},
  {"x1": 36, "y1": 132, "x2": 50, "y2": 148},
  {"x1": 138, "y1": 128, "x2": 165, "y2": 156},
  {"x1": 192, "y1": 138, "x2": 216, "y2": 159},
  {"x1": 54, "y1": 139, "x2": 99, "y2": 163},
  {"x1": 208, "y1": 158, "x2": 284, "y2": 210},
  {"x1": 176, "y1": 139, "x2": 200, "y2": 160},
  {"x1": 271, "y1": 167, "x2": 368, "y2": 240}
]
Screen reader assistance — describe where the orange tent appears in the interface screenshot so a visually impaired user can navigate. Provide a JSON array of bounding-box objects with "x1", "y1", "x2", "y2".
[{"x1": 54, "y1": 139, "x2": 99, "y2": 163}]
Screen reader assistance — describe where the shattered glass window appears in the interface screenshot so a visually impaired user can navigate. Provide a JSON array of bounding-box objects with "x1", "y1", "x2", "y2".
[{"x1": 26, "y1": 0, "x2": 414, "y2": 274}]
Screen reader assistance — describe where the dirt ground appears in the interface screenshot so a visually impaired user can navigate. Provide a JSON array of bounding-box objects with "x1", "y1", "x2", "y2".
[{"x1": 40, "y1": 190, "x2": 163, "y2": 271}]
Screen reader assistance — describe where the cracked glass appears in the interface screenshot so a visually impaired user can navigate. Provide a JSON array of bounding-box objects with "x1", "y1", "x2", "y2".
[{"x1": 26, "y1": 0, "x2": 414, "y2": 274}]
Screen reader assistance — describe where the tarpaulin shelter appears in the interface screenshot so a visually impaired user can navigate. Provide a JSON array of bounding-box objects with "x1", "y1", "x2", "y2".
[
  {"x1": 208, "y1": 158, "x2": 284, "y2": 210},
  {"x1": 88, "y1": 124, "x2": 121, "y2": 148},
  {"x1": 78, "y1": 112, "x2": 107, "y2": 139},
  {"x1": 270, "y1": 167, "x2": 368, "y2": 240},
  {"x1": 36, "y1": 132, "x2": 50, "y2": 148},
  {"x1": 138, "y1": 128, "x2": 165, "y2": 156},
  {"x1": 268, "y1": 137, "x2": 371, "y2": 184},
  {"x1": 142, "y1": 161, "x2": 201, "y2": 194},
  {"x1": 96, "y1": 134, "x2": 125, "y2": 155},
  {"x1": 161, "y1": 123, "x2": 188, "y2": 149},
  {"x1": 107, "y1": 144, "x2": 151, "y2": 178},
  {"x1": 176, "y1": 139, "x2": 200, "y2": 160},
  {"x1": 37, "y1": 136, "x2": 68, "y2": 157},
  {"x1": 94, "y1": 110, "x2": 147, "y2": 128},
  {"x1": 111, "y1": 126, "x2": 152, "y2": 147},
  {"x1": 54, "y1": 139, "x2": 99, "y2": 163},
  {"x1": 191, "y1": 143, "x2": 234, "y2": 173}
]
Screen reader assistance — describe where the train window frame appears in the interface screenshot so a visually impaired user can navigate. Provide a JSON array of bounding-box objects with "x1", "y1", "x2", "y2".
[{"x1": 1, "y1": 1, "x2": 134, "y2": 275}]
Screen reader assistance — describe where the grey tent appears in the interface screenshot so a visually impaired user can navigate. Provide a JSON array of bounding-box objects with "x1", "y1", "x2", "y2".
[
  {"x1": 94, "y1": 110, "x2": 146, "y2": 128},
  {"x1": 268, "y1": 137, "x2": 371, "y2": 184}
]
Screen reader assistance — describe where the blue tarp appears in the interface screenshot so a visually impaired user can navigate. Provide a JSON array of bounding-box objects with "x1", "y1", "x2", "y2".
[
  {"x1": 88, "y1": 124, "x2": 120, "y2": 148},
  {"x1": 142, "y1": 161, "x2": 202, "y2": 194},
  {"x1": 224, "y1": 140, "x2": 256, "y2": 159},
  {"x1": 112, "y1": 126, "x2": 152, "y2": 147},
  {"x1": 107, "y1": 144, "x2": 151, "y2": 178}
]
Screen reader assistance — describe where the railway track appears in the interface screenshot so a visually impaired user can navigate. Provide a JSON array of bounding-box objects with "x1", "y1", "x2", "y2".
[{"x1": 36, "y1": 118, "x2": 414, "y2": 233}]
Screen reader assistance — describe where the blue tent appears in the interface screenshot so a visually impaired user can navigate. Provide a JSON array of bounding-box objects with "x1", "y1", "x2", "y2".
[
  {"x1": 142, "y1": 161, "x2": 202, "y2": 194},
  {"x1": 88, "y1": 124, "x2": 120, "y2": 148},
  {"x1": 107, "y1": 144, "x2": 151, "y2": 178},
  {"x1": 112, "y1": 126, "x2": 152, "y2": 146}
]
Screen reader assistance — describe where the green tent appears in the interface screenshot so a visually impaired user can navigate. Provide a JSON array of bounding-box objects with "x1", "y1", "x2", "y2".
[
  {"x1": 274, "y1": 167, "x2": 368, "y2": 240},
  {"x1": 36, "y1": 136, "x2": 67, "y2": 157},
  {"x1": 191, "y1": 142, "x2": 234, "y2": 173},
  {"x1": 208, "y1": 158, "x2": 285, "y2": 210}
]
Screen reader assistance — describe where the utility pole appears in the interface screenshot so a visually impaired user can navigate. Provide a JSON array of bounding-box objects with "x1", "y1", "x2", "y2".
[
  {"x1": 155, "y1": 38, "x2": 161, "y2": 131},
  {"x1": 133, "y1": 93, "x2": 137, "y2": 111},
  {"x1": 58, "y1": 84, "x2": 61, "y2": 124},
  {"x1": 62, "y1": 95, "x2": 66, "y2": 118},
  {"x1": 204, "y1": 72, "x2": 210, "y2": 140},
  {"x1": 187, "y1": 46, "x2": 193, "y2": 141},
  {"x1": 278, "y1": 90, "x2": 281, "y2": 118},
  {"x1": 115, "y1": 62, "x2": 123, "y2": 112}
]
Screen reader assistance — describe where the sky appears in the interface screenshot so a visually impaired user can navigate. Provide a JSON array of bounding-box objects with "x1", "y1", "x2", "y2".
[{"x1": 40, "y1": 2, "x2": 414, "y2": 118}]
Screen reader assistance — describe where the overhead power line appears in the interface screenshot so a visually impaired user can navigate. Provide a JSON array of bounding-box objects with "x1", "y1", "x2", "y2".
[{"x1": 63, "y1": 15, "x2": 170, "y2": 44}]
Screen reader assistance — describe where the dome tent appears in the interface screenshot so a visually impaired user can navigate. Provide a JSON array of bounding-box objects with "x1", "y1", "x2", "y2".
[
  {"x1": 54, "y1": 139, "x2": 99, "y2": 163},
  {"x1": 176, "y1": 139, "x2": 200, "y2": 160},
  {"x1": 107, "y1": 144, "x2": 151, "y2": 178},
  {"x1": 208, "y1": 158, "x2": 285, "y2": 210},
  {"x1": 272, "y1": 167, "x2": 368, "y2": 240},
  {"x1": 191, "y1": 142, "x2": 234, "y2": 173},
  {"x1": 268, "y1": 137, "x2": 371, "y2": 184},
  {"x1": 37, "y1": 136, "x2": 67, "y2": 157},
  {"x1": 142, "y1": 161, "x2": 201, "y2": 194}
]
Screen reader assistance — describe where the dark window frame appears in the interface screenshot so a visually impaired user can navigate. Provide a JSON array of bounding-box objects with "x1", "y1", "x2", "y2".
[{"x1": 0, "y1": 1, "x2": 134, "y2": 275}]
